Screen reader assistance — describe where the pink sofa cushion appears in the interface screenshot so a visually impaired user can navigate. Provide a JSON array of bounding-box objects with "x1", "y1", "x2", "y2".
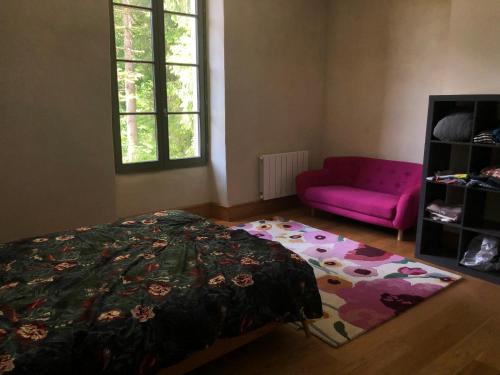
[
  {"x1": 351, "y1": 159, "x2": 420, "y2": 195},
  {"x1": 304, "y1": 185, "x2": 399, "y2": 220}
]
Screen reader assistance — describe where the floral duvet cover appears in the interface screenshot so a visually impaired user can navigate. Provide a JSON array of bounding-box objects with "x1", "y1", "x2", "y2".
[{"x1": 0, "y1": 210, "x2": 321, "y2": 375}]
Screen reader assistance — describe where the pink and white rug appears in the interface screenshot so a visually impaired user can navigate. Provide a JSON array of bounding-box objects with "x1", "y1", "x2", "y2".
[{"x1": 234, "y1": 219, "x2": 461, "y2": 347}]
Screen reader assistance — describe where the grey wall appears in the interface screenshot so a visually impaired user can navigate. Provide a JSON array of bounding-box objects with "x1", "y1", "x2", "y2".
[{"x1": 0, "y1": 0, "x2": 116, "y2": 242}]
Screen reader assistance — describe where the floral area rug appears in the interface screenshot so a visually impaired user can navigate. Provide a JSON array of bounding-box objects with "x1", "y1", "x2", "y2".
[{"x1": 233, "y1": 219, "x2": 461, "y2": 347}]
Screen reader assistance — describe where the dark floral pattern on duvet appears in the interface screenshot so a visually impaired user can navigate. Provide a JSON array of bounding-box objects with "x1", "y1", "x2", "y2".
[{"x1": 0, "y1": 211, "x2": 322, "y2": 375}]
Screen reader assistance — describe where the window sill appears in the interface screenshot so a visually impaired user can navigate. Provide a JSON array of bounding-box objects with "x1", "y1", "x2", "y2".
[{"x1": 115, "y1": 157, "x2": 207, "y2": 174}]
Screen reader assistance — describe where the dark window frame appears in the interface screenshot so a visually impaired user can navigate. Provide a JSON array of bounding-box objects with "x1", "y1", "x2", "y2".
[{"x1": 109, "y1": 0, "x2": 208, "y2": 174}]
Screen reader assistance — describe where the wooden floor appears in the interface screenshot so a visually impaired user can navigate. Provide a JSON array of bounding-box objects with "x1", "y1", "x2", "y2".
[{"x1": 188, "y1": 207, "x2": 500, "y2": 375}]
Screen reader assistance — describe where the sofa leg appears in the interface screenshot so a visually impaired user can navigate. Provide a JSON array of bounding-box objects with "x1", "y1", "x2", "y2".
[
  {"x1": 310, "y1": 207, "x2": 315, "y2": 217},
  {"x1": 397, "y1": 230, "x2": 404, "y2": 241}
]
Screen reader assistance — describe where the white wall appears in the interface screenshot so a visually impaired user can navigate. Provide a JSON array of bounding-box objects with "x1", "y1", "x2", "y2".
[
  {"x1": 116, "y1": 0, "x2": 330, "y2": 212},
  {"x1": 224, "y1": 0, "x2": 328, "y2": 205},
  {"x1": 0, "y1": 0, "x2": 116, "y2": 242},
  {"x1": 324, "y1": 0, "x2": 450, "y2": 164},
  {"x1": 207, "y1": 0, "x2": 230, "y2": 207},
  {"x1": 443, "y1": 0, "x2": 500, "y2": 94},
  {"x1": 323, "y1": 0, "x2": 500, "y2": 164},
  {"x1": 442, "y1": 0, "x2": 500, "y2": 222},
  {"x1": 115, "y1": 168, "x2": 211, "y2": 217},
  {"x1": 0, "y1": 0, "x2": 329, "y2": 242},
  {"x1": 4, "y1": 0, "x2": 500, "y2": 241}
]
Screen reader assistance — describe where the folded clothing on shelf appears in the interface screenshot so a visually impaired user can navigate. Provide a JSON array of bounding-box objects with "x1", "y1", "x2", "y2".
[
  {"x1": 460, "y1": 235, "x2": 500, "y2": 272},
  {"x1": 473, "y1": 130, "x2": 496, "y2": 144},
  {"x1": 426, "y1": 168, "x2": 500, "y2": 191},
  {"x1": 473, "y1": 128, "x2": 500, "y2": 144},
  {"x1": 426, "y1": 171, "x2": 468, "y2": 185},
  {"x1": 481, "y1": 166, "x2": 500, "y2": 179},
  {"x1": 426, "y1": 199, "x2": 463, "y2": 223},
  {"x1": 466, "y1": 166, "x2": 500, "y2": 191},
  {"x1": 467, "y1": 175, "x2": 500, "y2": 191}
]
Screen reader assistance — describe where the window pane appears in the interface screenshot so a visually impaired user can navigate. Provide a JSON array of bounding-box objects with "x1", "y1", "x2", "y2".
[
  {"x1": 120, "y1": 115, "x2": 158, "y2": 163},
  {"x1": 165, "y1": 14, "x2": 197, "y2": 64},
  {"x1": 168, "y1": 114, "x2": 200, "y2": 159},
  {"x1": 114, "y1": 5, "x2": 153, "y2": 61},
  {"x1": 114, "y1": 0, "x2": 151, "y2": 7},
  {"x1": 167, "y1": 65, "x2": 198, "y2": 112},
  {"x1": 164, "y1": 0, "x2": 196, "y2": 14},
  {"x1": 117, "y1": 62, "x2": 155, "y2": 113}
]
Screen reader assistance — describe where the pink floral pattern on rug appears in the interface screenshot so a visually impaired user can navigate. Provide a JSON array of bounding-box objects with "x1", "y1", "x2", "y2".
[
  {"x1": 234, "y1": 219, "x2": 461, "y2": 347},
  {"x1": 336, "y1": 278, "x2": 441, "y2": 330}
]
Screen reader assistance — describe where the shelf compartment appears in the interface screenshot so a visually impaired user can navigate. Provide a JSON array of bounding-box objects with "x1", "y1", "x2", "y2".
[
  {"x1": 473, "y1": 101, "x2": 500, "y2": 136},
  {"x1": 420, "y1": 220, "x2": 460, "y2": 260},
  {"x1": 431, "y1": 100, "x2": 475, "y2": 142},
  {"x1": 458, "y1": 229, "x2": 500, "y2": 279},
  {"x1": 426, "y1": 142, "x2": 470, "y2": 177},
  {"x1": 418, "y1": 96, "x2": 500, "y2": 285},
  {"x1": 426, "y1": 180, "x2": 466, "y2": 192},
  {"x1": 424, "y1": 183, "x2": 465, "y2": 224},
  {"x1": 426, "y1": 181, "x2": 500, "y2": 195},
  {"x1": 469, "y1": 146, "x2": 500, "y2": 175},
  {"x1": 463, "y1": 189, "x2": 500, "y2": 237}
]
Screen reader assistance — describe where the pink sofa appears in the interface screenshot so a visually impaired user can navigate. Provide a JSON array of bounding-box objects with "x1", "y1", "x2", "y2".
[{"x1": 296, "y1": 157, "x2": 422, "y2": 239}]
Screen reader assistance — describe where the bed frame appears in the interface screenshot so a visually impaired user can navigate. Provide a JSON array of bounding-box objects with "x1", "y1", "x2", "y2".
[{"x1": 159, "y1": 321, "x2": 310, "y2": 374}]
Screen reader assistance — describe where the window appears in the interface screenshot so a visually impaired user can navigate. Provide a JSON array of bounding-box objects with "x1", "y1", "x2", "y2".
[{"x1": 110, "y1": 0, "x2": 207, "y2": 173}]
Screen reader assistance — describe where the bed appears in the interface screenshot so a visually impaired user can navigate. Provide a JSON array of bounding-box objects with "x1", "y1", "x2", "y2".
[{"x1": 0, "y1": 210, "x2": 322, "y2": 374}]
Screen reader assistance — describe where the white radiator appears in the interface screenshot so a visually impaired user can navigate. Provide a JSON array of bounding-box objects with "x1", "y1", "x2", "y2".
[{"x1": 259, "y1": 151, "x2": 309, "y2": 200}]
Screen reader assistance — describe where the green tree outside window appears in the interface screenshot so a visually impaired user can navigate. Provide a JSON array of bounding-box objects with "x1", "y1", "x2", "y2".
[{"x1": 111, "y1": 0, "x2": 205, "y2": 171}]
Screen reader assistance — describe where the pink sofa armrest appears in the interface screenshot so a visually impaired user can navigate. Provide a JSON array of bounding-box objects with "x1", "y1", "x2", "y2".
[
  {"x1": 296, "y1": 169, "x2": 333, "y2": 202},
  {"x1": 393, "y1": 184, "x2": 421, "y2": 230}
]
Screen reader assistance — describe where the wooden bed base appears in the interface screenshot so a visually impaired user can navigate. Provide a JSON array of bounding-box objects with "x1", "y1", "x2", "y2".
[{"x1": 158, "y1": 321, "x2": 310, "y2": 375}]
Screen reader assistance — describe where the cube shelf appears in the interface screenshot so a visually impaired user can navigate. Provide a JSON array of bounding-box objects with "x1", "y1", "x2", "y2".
[{"x1": 416, "y1": 95, "x2": 500, "y2": 284}]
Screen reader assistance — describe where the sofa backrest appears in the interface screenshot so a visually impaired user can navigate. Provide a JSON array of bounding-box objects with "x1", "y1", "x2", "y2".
[{"x1": 323, "y1": 156, "x2": 422, "y2": 196}]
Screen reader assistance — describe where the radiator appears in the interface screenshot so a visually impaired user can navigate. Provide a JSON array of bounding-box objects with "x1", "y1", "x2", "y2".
[{"x1": 259, "y1": 151, "x2": 309, "y2": 200}]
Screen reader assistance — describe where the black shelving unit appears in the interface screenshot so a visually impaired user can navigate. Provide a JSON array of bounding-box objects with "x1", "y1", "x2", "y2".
[{"x1": 416, "y1": 95, "x2": 500, "y2": 284}]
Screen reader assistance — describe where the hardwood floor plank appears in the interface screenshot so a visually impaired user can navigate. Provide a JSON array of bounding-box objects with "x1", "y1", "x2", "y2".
[
  {"x1": 415, "y1": 315, "x2": 500, "y2": 375},
  {"x1": 457, "y1": 360, "x2": 500, "y2": 375},
  {"x1": 190, "y1": 207, "x2": 500, "y2": 375}
]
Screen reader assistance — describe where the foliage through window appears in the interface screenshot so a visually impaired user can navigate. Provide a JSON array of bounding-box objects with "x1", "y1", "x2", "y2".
[{"x1": 111, "y1": 0, "x2": 206, "y2": 172}]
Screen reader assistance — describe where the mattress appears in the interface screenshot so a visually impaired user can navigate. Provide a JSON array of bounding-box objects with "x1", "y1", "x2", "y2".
[{"x1": 0, "y1": 210, "x2": 322, "y2": 374}]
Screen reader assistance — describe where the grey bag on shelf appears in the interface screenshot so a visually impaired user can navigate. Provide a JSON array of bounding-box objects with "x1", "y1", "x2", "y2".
[
  {"x1": 460, "y1": 235, "x2": 500, "y2": 272},
  {"x1": 433, "y1": 112, "x2": 473, "y2": 141}
]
